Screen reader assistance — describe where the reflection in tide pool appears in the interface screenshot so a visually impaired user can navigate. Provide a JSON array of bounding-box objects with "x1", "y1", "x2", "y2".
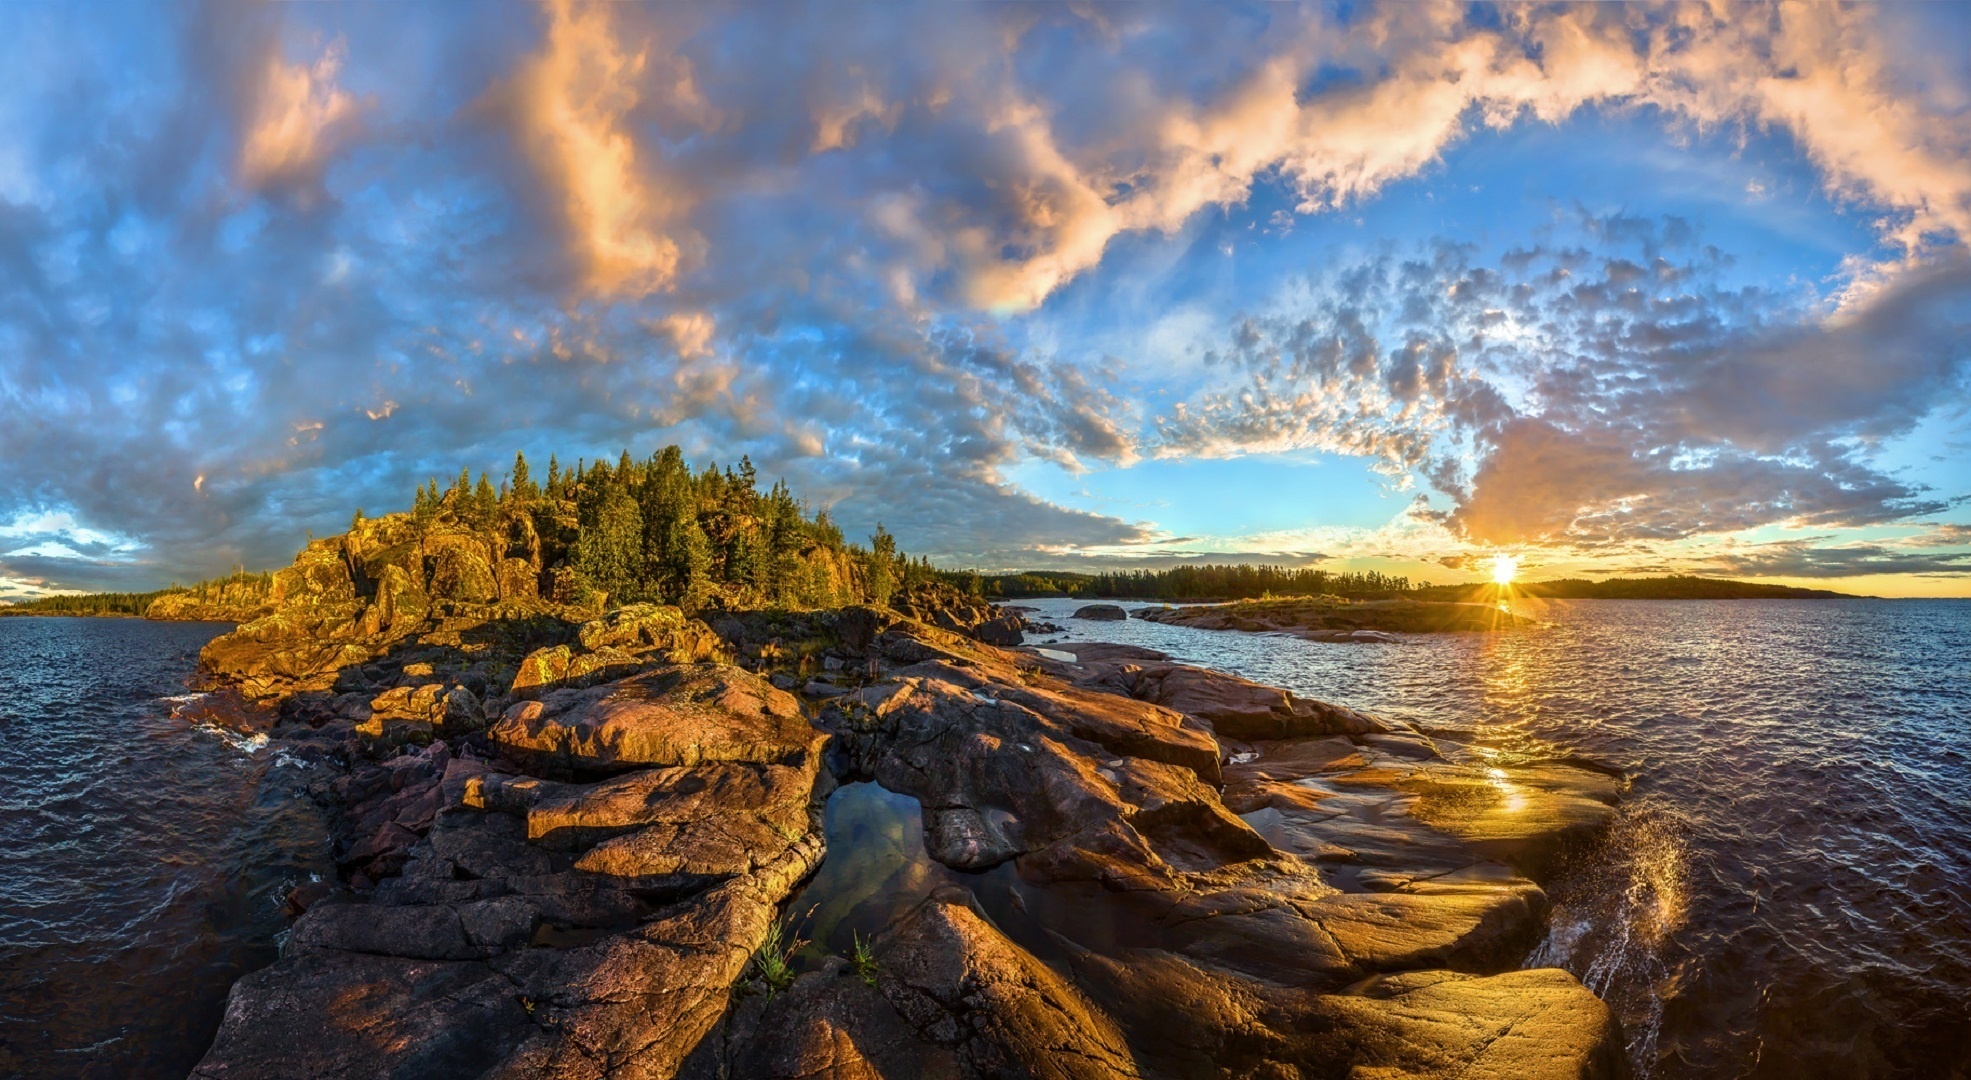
[{"x1": 790, "y1": 782, "x2": 955, "y2": 968}]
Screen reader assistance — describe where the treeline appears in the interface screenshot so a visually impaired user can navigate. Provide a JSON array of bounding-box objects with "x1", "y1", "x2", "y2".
[
  {"x1": 1411, "y1": 575, "x2": 1853, "y2": 601},
  {"x1": 0, "y1": 569, "x2": 274, "y2": 617},
  {"x1": 399, "y1": 449, "x2": 942, "y2": 610},
  {"x1": 981, "y1": 565, "x2": 1418, "y2": 601},
  {"x1": 0, "y1": 590, "x2": 166, "y2": 616}
]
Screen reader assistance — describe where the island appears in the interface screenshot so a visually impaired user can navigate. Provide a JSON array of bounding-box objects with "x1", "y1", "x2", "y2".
[
  {"x1": 1136, "y1": 595, "x2": 1539, "y2": 639},
  {"x1": 43, "y1": 449, "x2": 1634, "y2": 1078}
]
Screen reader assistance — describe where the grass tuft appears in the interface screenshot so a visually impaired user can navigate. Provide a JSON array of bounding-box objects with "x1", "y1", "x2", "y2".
[
  {"x1": 848, "y1": 930, "x2": 879, "y2": 987},
  {"x1": 749, "y1": 906, "x2": 813, "y2": 1000}
]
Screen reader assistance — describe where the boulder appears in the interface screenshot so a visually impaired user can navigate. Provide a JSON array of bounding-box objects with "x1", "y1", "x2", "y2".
[
  {"x1": 357, "y1": 682, "x2": 447, "y2": 745},
  {"x1": 189, "y1": 951, "x2": 534, "y2": 1080},
  {"x1": 878, "y1": 888, "x2": 1141, "y2": 1078},
  {"x1": 509, "y1": 644, "x2": 572, "y2": 700},
  {"x1": 575, "y1": 603, "x2": 721, "y2": 661},
  {"x1": 465, "y1": 759, "x2": 817, "y2": 881},
  {"x1": 678, "y1": 960, "x2": 963, "y2": 1080},
  {"x1": 269, "y1": 539, "x2": 358, "y2": 607},
  {"x1": 1072, "y1": 603, "x2": 1128, "y2": 621},
  {"x1": 495, "y1": 557, "x2": 539, "y2": 601},
  {"x1": 1081, "y1": 660, "x2": 1384, "y2": 739},
  {"x1": 889, "y1": 582, "x2": 1018, "y2": 642},
  {"x1": 490, "y1": 664, "x2": 821, "y2": 773},
  {"x1": 425, "y1": 536, "x2": 498, "y2": 604}
]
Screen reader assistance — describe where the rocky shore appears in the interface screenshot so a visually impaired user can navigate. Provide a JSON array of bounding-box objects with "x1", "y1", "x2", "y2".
[
  {"x1": 1138, "y1": 595, "x2": 1538, "y2": 641},
  {"x1": 184, "y1": 515, "x2": 1628, "y2": 1079}
]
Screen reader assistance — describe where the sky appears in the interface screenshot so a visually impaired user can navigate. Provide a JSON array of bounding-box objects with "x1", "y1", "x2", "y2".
[{"x1": 1, "y1": 1, "x2": 1969, "y2": 600}]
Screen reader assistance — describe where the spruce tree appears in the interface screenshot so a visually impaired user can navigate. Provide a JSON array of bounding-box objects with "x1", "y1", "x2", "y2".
[
  {"x1": 511, "y1": 452, "x2": 538, "y2": 502},
  {"x1": 868, "y1": 524, "x2": 897, "y2": 608},
  {"x1": 473, "y1": 472, "x2": 498, "y2": 527}
]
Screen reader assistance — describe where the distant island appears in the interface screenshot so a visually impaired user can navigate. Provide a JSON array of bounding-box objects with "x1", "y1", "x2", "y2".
[
  {"x1": 980, "y1": 567, "x2": 1856, "y2": 602},
  {"x1": 0, "y1": 571, "x2": 275, "y2": 620},
  {"x1": 1412, "y1": 576, "x2": 1859, "y2": 601}
]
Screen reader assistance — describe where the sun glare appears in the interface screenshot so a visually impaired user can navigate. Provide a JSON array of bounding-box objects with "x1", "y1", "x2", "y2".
[{"x1": 1491, "y1": 553, "x2": 1519, "y2": 585}]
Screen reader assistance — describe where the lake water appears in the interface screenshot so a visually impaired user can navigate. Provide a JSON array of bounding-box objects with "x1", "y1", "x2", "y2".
[
  {"x1": 1012, "y1": 596, "x2": 1971, "y2": 1079},
  {"x1": 0, "y1": 617, "x2": 327, "y2": 1080},
  {"x1": 4, "y1": 602, "x2": 1966, "y2": 1079}
]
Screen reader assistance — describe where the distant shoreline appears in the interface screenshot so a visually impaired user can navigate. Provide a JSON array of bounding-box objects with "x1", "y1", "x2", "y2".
[{"x1": 994, "y1": 574, "x2": 1867, "y2": 603}]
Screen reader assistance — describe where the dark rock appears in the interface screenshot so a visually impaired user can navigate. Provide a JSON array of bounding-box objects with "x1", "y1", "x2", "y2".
[
  {"x1": 678, "y1": 960, "x2": 963, "y2": 1080},
  {"x1": 890, "y1": 583, "x2": 1025, "y2": 646},
  {"x1": 879, "y1": 888, "x2": 1142, "y2": 1078},
  {"x1": 1071, "y1": 603, "x2": 1128, "y2": 621},
  {"x1": 1079, "y1": 659, "x2": 1384, "y2": 739}
]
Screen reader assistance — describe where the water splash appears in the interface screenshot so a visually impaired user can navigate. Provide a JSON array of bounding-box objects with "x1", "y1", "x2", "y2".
[{"x1": 1531, "y1": 803, "x2": 1692, "y2": 1074}]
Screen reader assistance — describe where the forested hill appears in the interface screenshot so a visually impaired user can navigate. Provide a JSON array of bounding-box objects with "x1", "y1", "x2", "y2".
[
  {"x1": 0, "y1": 571, "x2": 273, "y2": 620},
  {"x1": 381, "y1": 446, "x2": 939, "y2": 611},
  {"x1": 1412, "y1": 575, "x2": 1857, "y2": 600},
  {"x1": 3, "y1": 446, "x2": 945, "y2": 620}
]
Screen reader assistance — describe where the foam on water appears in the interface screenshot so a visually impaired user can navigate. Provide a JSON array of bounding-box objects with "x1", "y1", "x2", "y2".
[{"x1": 194, "y1": 723, "x2": 270, "y2": 754}]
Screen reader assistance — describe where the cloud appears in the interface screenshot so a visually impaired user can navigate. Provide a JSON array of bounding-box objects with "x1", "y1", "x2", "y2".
[
  {"x1": 490, "y1": 0, "x2": 708, "y2": 298},
  {"x1": 1, "y1": 1, "x2": 1970, "y2": 592},
  {"x1": 238, "y1": 39, "x2": 358, "y2": 193},
  {"x1": 1155, "y1": 222, "x2": 1968, "y2": 551},
  {"x1": 1703, "y1": 540, "x2": 1971, "y2": 579}
]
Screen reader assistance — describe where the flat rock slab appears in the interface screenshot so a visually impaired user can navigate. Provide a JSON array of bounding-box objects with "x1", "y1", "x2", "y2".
[
  {"x1": 491, "y1": 664, "x2": 822, "y2": 772},
  {"x1": 1314, "y1": 968, "x2": 1629, "y2": 1080},
  {"x1": 189, "y1": 950, "x2": 533, "y2": 1080},
  {"x1": 1083, "y1": 661, "x2": 1384, "y2": 740}
]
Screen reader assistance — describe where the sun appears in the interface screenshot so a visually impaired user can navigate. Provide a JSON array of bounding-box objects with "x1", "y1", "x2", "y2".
[{"x1": 1490, "y1": 553, "x2": 1519, "y2": 585}]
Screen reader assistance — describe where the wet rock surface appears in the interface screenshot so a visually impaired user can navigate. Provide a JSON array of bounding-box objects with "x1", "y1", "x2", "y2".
[{"x1": 190, "y1": 536, "x2": 1626, "y2": 1079}]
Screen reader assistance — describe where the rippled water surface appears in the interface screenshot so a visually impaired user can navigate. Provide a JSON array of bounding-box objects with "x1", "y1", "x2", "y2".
[
  {"x1": 1017, "y1": 597, "x2": 1971, "y2": 1079},
  {"x1": 0, "y1": 617, "x2": 326, "y2": 1080}
]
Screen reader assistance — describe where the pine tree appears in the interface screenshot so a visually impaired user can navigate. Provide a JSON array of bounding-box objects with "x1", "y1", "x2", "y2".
[
  {"x1": 577, "y1": 481, "x2": 644, "y2": 604},
  {"x1": 868, "y1": 523, "x2": 897, "y2": 608},
  {"x1": 473, "y1": 472, "x2": 498, "y2": 527},
  {"x1": 511, "y1": 451, "x2": 538, "y2": 502}
]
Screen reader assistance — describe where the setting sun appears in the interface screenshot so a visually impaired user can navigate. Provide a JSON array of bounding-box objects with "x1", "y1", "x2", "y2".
[{"x1": 1491, "y1": 553, "x2": 1519, "y2": 585}]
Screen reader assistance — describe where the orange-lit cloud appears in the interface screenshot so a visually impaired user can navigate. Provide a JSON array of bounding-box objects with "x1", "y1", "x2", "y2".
[
  {"x1": 238, "y1": 41, "x2": 356, "y2": 191},
  {"x1": 497, "y1": 0, "x2": 705, "y2": 299}
]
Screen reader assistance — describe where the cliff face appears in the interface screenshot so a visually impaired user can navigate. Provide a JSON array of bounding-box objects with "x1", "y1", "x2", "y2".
[
  {"x1": 144, "y1": 580, "x2": 275, "y2": 622},
  {"x1": 196, "y1": 507, "x2": 885, "y2": 702},
  {"x1": 196, "y1": 512, "x2": 555, "y2": 699}
]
